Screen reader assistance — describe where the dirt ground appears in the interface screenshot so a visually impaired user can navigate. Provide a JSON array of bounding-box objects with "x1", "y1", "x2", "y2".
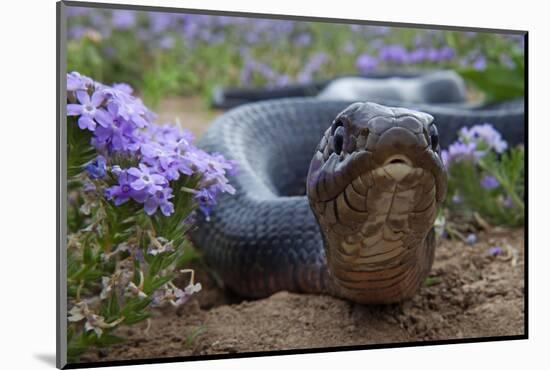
[
  {"x1": 155, "y1": 95, "x2": 222, "y2": 137},
  {"x1": 80, "y1": 227, "x2": 524, "y2": 363},
  {"x1": 78, "y1": 97, "x2": 525, "y2": 363}
]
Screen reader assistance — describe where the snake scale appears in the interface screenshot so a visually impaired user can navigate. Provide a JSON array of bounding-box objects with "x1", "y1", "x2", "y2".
[{"x1": 191, "y1": 90, "x2": 524, "y2": 304}]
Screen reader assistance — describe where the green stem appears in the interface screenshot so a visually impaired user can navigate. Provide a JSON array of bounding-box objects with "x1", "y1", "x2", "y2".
[{"x1": 478, "y1": 160, "x2": 524, "y2": 212}]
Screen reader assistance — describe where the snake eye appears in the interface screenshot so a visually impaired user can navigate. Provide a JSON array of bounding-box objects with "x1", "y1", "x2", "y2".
[
  {"x1": 333, "y1": 126, "x2": 345, "y2": 155},
  {"x1": 429, "y1": 124, "x2": 439, "y2": 150},
  {"x1": 330, "y1": 118, "x2": 344, "y2": 135}
]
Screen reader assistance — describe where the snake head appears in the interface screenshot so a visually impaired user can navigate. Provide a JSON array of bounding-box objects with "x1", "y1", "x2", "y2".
[
  {"x1": 307, "y1": 101, "x2": 447, "y2": 206},
  {"x1": 306, "y1": 102, "x2": 448, "y2": 303}
]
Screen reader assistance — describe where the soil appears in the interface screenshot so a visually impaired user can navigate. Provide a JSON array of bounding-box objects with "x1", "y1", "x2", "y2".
[
  {"x1": 80, "y1": 228, "x2": 525, "y2": 363},
  {"x1": 79, "y1": 97, "x2": 525, "y2": 363},
  {"x1": 155, "y1": 95, "x2": 222, "y2": 137}
]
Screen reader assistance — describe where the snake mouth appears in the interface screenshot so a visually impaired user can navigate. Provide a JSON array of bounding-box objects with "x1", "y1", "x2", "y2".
[{"x1": 384, "y1": 155, "x2": 412, "y2": 166}]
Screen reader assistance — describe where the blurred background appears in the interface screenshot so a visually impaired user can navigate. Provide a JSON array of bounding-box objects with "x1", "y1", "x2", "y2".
[{"x1": 67, "y1": 7, "x2": 525, "y2": 130}]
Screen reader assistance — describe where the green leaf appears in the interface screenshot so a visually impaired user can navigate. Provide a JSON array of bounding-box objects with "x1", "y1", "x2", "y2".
[
  {"x1": 96, "y1": 334, "x2": 126, "y2": 347},
  {"x1": 149, "y1": 274, "x2": 174, "y2": 293},
  {"x1": 122, "y1": 311, "x2": 150, "y2": 325},
  {"x1": 122, "y1": 296, "x2": 152, "y2": 314},
  {"x1": 185, "y1": 325, "x2": 207, "y2": 348},
  {"x1": 458, "y1": 66, "x2": 524, "y2": 102},
  {"x1": 424, "y1": 277, "x2": 441, "y2": 287},
  {"x1": 67, "y1": 118, "x2": 96, "y2": 179},
  {"x1": 83, "y1": 269, "x2": 104, "y2": 281},
  {"x1": 147, "y1": 254, "x2": 163, "y2": 279},
  {"x1": 83, "y1": 244, "x2": 93, "y2": 264},
  {"x1": 105, "y1": 294, "x2": 120, "y2": 319},
  {"x1": 67, "y1": 344, "x2": 88, "y2": 360}
]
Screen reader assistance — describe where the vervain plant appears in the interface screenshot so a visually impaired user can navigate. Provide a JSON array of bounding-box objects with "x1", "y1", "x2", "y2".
[
  {"x1": 65, "y1": 72, "x2": 236, "y2": 361},
  {"x1": 442, "y1": 124, "x2": 524, "y2": 228}
]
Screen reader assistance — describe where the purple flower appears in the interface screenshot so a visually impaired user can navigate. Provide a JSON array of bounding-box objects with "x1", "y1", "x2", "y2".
[
  {"x1": 441, "y1": 141, "x2": 482, "y2": 164},
  {"x1": 85, "y1": 155, "x2": 107, "y2": 179},
  {"x1": 460, "y1": 124, "x2": 508, "y2": 153},
  {"x1": 112, "y1": 83, "x2": 133, "y2": 95},
  {"x1": 297, "y1": 52, "x2": 328, "y2": 83},
  {"x1": 67, "y1": 71, "x2": 93, "y2": 92},
  {"x1": 239, "y1": 57, "x2": 282, "y2": 85},
  {"x1": 466, "y1": 233, "x2": 477, "y2": 245},
  {"x1": 452, "y1": 194, "x2": 463, "y2": 204},
  {"x1": 194, "y1": 188, "x2": 217, "y2": 216},
  {"x1": 427, "y1": 48, "x2": 440, "y2": 62},
  {"x1": 68, "y1": 25, "x2": 88, "y2": 41},
  {"x1": 146, "y1": 123, "x2": 193, "y2": 145},
  {"x1": 144, "y1": 188, "x2": 174, "y2": 216},
  {"x1": 408, "y1": 48, "x2": 427, "y2": 63},
  {"x1": 112, "y1": 10, "x2": 136, "y2": 29},
  {"x1": 293, "y1": 33, "x2": 312, "y2": 46},
  {"x1": 67, "y1": 90, "x2": 112, "y2": 131},
  {"x1": 105, "y1": 171, "x2": 146, "y2": 206},
  {"x1": 378, "y1": 44, "x2": 409, "y2": 64},
  {"x1": 473, "y1": 55, "x2": 487, "y2": 71},
  {"x1": 488, "y1": 246, "x2": 503, "y2": 256},
  {"x1": 502, "y1": 196, "x2": 514, "y2": 208},
  {"x1": 66, "y1": 7, "x2": 92, "y2": 17},
  {"x1": 480, "y1": 175, "x2": 499, "y2": 190},
  {"x1": 444, "y1": 124, "x2": 509, "y2": 167},
  {"x1": 158, "y1": 36, "x2": 175, "y2": 49},
  {"x1": 355, "y1": 53, "x2": 378, "y2": 74},
  {"x1": 143, "y1": 148, "x2": 183, "y2": 181},
  {"x1": 106, "y1": 94, "x2": 149, "y2": 129},
  {"x1": 275, "y1": 74, "x2": 291, "y2": 87},
  {"x1": 83, "y1": 181, "x2": 96, "y2": 192},
  {"x1": 127, "y1": 164, "x2": 167, "y2": 194},
  {"x1": 148, "y1": 13, "x2": 175, "y2": 33},
  {"x1": 92, "y1": 112, "x2": 141, "y2": 153},
  {"x1": 438, "y1": 46, "x2": 455, "y2": 61}
]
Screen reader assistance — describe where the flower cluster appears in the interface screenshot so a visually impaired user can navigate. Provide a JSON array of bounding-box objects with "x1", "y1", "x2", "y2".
[
  {"x1": 67, "y1": 71, "x2": 236, "y2": 216},
  {"x1": 355, "y1": 45, "x2": 455, "y2": 74},
  {"x1": 379, "y1": 44, "x2": 455, "y2": 64},
  {"x1": 67, "y1": 7, "x2": 523, "y2": 95},
  {"x1": 296, "y1": 52, "x2": 328, "y2": 83},
  {"x1": 441, "y1": 123, "x2": 508, "y2": 166},
  {"x1": 66, "y1": 73, "x2": 234, "y2": 359},
  {"x1": 68, "y1": 301, "x2": 125, "y2": 337},
  {"x1": 442, "y1": 123, "x2": 524, "y2": 228}
]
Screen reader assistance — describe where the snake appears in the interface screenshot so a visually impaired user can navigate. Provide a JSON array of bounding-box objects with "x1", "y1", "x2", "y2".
[{"x1": 191, "y1": 90, "x2": 524, "y2": 304}]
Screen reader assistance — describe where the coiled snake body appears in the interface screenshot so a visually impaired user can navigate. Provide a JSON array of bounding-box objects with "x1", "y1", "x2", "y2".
[{"x1": 191, "y1": 97, "x2": 523, "y2": 304}]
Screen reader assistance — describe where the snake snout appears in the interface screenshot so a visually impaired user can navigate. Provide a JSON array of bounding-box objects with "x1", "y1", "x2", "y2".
[{"x1": 371, "y1": 125, "x2": 428, "y2": 168}]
